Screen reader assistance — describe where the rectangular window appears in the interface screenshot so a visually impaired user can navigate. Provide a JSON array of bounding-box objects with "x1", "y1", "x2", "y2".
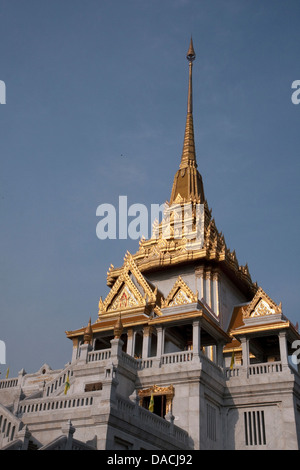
[
  {"x1": 207, "y1": 403, "x2": 217, "y2": 441},
  {"x1": 244, "y1": 410, "x2": 266, "y2": 446}
]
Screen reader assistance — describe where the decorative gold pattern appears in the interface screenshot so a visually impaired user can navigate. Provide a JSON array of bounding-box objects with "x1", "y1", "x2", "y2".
[
  {"x1": 97, "y1": 252, "x2": 159, "y2": 319},
  {"x1": 243, "y1": 287, "x2": 282, "y2": 319},
  {"x1": 138, "y1": 384, "x2": 175, "y2": 414},
  {"x1": 109, "y1": 285, "x2": 139, "y2": 311},
  {"x1": 252, "y1": 299, "x2": 275, "y2": 317},
  {"x1": 161, "y1": 276, "x2": 198, "y2": 308}
]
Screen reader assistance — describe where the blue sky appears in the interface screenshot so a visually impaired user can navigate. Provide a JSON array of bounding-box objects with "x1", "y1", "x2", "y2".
[{"x1": 0, "y1": 0, "x2": 300, "y2": 377}]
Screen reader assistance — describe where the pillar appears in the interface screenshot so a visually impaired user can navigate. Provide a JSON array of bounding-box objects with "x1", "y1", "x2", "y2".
[
  {"x1": 216, "y1": 341, "x2": 224, "y2": 368},
  {"x1": 205, "y1": 270, "x2": 212, "y2": 308},
  {"x1": 278, "y1": 331, "x2": 289, "y2": 366},
  {"x1": 240, "y1": 336, "x2": 250, "y2": 367},
  {"x1": 110, "y1": 338, "x2": 124, "y2": 359},
  {"x1": 192, "y1": 320, "x2": 201, "y2": 361},
  {"x1": 212, "y1": 271, "x2": 220, "y2": 316},
  {"x1": 126, "y1": 328, "x2": 135, "y2": 356},
  {"x1": 142, "y1": 326, "x2": 152, "y2": 358},
  {"x1": 196, "y1": 266, "x2": 204, "y2": 300},
  {"x1": 156, "y1": 326, "x2": 165, "y2": 357},
  {"x1": 78, "y1": 343, "x2": 91, "y2": 364}
]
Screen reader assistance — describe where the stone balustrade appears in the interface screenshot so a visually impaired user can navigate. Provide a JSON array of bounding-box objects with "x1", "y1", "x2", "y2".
[
  {"x1": 0, "y1": 404, "x2": 22, "y2": 444},
  {"x1": 88, "y1": 348, "x2": 111, "y2": 362},
  {"x1": 116, "y1": 395, "x2": 188, "y2": 444},
  {"x1": 136, "y1": 358, "x2": 153, "y2": 369},
  {"x1": 45, "y1": 367, "x2": 74, "y2": 397},
  {"x1": 248, "y1": 361, "x2": 282, "y2": 375},
  {"x1": 0, "y1": 378, "x2": 18, "y2": 389},
  {"x1": 225, "y1": 361, "x2": 284, "y2": 380},
  {"x1": 161, "y1": 351, "x2": 193, "y2": 365},
  {"x1": 18, "y1": 393, "x2": 95, "y2": 415}
]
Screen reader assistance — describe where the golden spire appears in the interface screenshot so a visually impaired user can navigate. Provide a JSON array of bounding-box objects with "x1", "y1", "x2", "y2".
[
  {"x1": 170, "y1": 38, "x2": 205, "y2": 204},
  {"x1": 180, "y1": 37, "x2": 196, "y2": 169}
]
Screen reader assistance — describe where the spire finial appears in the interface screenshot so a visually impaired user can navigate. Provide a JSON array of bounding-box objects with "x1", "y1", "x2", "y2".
[
  {"x1": 114, "y1": 313, "x2": 123, "y2": 339},
  {"x1": 186, "y1": 37, "x2": 195, "y2": 115},
  {"x1": 187, "y1": 36, "x2": 196, "y2": 63},
  {"x1": 83, "y1": 317, "x2": 93, "y2": 344},
  {"x1": 180, "y1": 37, "x2": 196, "y2": 165},
  {"x1": 169, "y1": 38, "x2": 205, "y2": 205}
]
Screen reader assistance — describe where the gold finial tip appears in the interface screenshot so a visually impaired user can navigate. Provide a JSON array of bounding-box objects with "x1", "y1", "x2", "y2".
[
  {"x1": 83, "y1": 317, "x2": 93, "y2": 344},
  {"x1": 114, "y1": 313, "x2": 123, "y2": 339},
  {"x1": 187, "y1": 37, "x2": 196, "y2": 62}
]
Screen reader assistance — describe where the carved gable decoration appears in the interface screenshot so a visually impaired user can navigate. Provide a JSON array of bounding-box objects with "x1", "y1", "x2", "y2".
[
  {"x1": 98, "y1": 252, "x2": 157, "y2": 317},
  {"x1": 108, "y1": 284, "x2": 140, "y2": 311},
  {"x1": 161, "y1": 276, "x2": 198, "y2": 309},
  {"x1": 243, "y1": 287, "x2": 282, "y2": 319}
]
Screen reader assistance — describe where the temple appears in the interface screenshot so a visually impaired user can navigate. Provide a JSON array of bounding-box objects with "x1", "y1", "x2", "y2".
[{"x1": 1, "y1": 39, "x2": 300, "y2": 451}]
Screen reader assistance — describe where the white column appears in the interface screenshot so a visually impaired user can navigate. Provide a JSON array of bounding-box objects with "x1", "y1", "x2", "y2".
[
  {"x1": 205, "y1": 270, "x2": 211, "y2": 307},
  {"x1": 156, "y1": 326, "x2": 165, "y2": 357},
  {"x1": 126, "y1": 329, "x2": 134, "y2": 356},
  {"x1": 71, "y1": 338, "x2": 79, "y2": 363},
  {"x1": 278, "y1": 331, "x2": 289, "y2": 366},
  {"x1": 240, "y1": 336, "x2": 249, "y2": 367},
  {"x1": 192, "y1": 320, "x2": 201, "y2": 361},
  {"x1": 142, "y1": 326, "x2": 152, "y2": 358},
  {"x1": 196, "y1": 266, "x2": 204, "y2": 300},
  {"x1": 212, "y1": 271, "x2": 220, "y2": 316}
]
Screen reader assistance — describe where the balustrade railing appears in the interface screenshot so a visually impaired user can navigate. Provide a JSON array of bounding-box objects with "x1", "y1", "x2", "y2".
[
  {"x1": 136, "y1": 358, "x2": 153, "y2": 369},
  {"x1": 121, "y1": 351, "x2": 139, "y2": 369},
  {"x1": 161, "y1": 351, "x2": 193, "y2": 365},
  {"x1": 18, "y1": 393, "x2": 95, "y2": 415},
  {"x1": 88, "y1": 348, "x2": 111, "y2": 362},
  {"x1": 0, "y1": 378, "x2": 18, "y2": 389},
  {"x1": 116, "y1": 395, "x2": 188, "y2": 444},
  {"x1": 45, "y1": 367, "x2": 73, "y2": 397},
  {"x1": 225, "y1": 361, "x2": 283, "y2": 379},
  {"x1": 0, "y1": 405, "x2": 21, "y2": 443},
  {"x1": 248, "y1": 361, "x2": 282, "y2": 375}
]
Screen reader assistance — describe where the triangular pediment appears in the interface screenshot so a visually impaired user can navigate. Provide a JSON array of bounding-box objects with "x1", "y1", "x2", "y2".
[
  {"x1": 243, "y1": 287, "x2": 282, "y2": 319},
  {"x1": 107, "y1": 283, "x2": 141, "y2": 312},
  {"x1": 161, "y1": 276, "x2": 198, "y2": 309},
  {"x1": 98, "y1": 252, "x2": 158, "y2": 318}
]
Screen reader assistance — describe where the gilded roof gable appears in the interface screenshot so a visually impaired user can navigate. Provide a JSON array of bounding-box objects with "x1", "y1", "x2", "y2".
[
  {"x1": 161, "y1": 276, "x2": 198, "y2": 309},
  {"x1": 243, "y1": 287, "x2": 282, "y2": 319},
  {"x1": 98, "y1": 252, "x2": 158, "y2": 318}
]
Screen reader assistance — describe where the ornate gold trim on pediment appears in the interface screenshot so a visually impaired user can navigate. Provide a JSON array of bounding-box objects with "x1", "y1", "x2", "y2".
[
  {"x1": 243, "y1": 287, "x2": 282, "y2": 319},
  {"x1": 161, "y1": 276, "x2": 198, "y2": 309},
  {"x1": 98, "y1": 252, "x2": 157, "y2": 319}
]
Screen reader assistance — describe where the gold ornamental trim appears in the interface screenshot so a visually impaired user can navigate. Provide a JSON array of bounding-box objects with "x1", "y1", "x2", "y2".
[
  {"x1": 231, "y1": 322, "x2": 290, "y2": 336},
  {"x1": 98, "y1": 252, "x2": 158, "y2": 319},
  {"x1": 243, "y1": 287, "x2": 282, "y2": 319},
  {"x1": 138, "y1": 384, "x2": 175, "y2": 414},
  {"x1": 161, "y1": 276, "x2": 198, "y2": 309}
]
